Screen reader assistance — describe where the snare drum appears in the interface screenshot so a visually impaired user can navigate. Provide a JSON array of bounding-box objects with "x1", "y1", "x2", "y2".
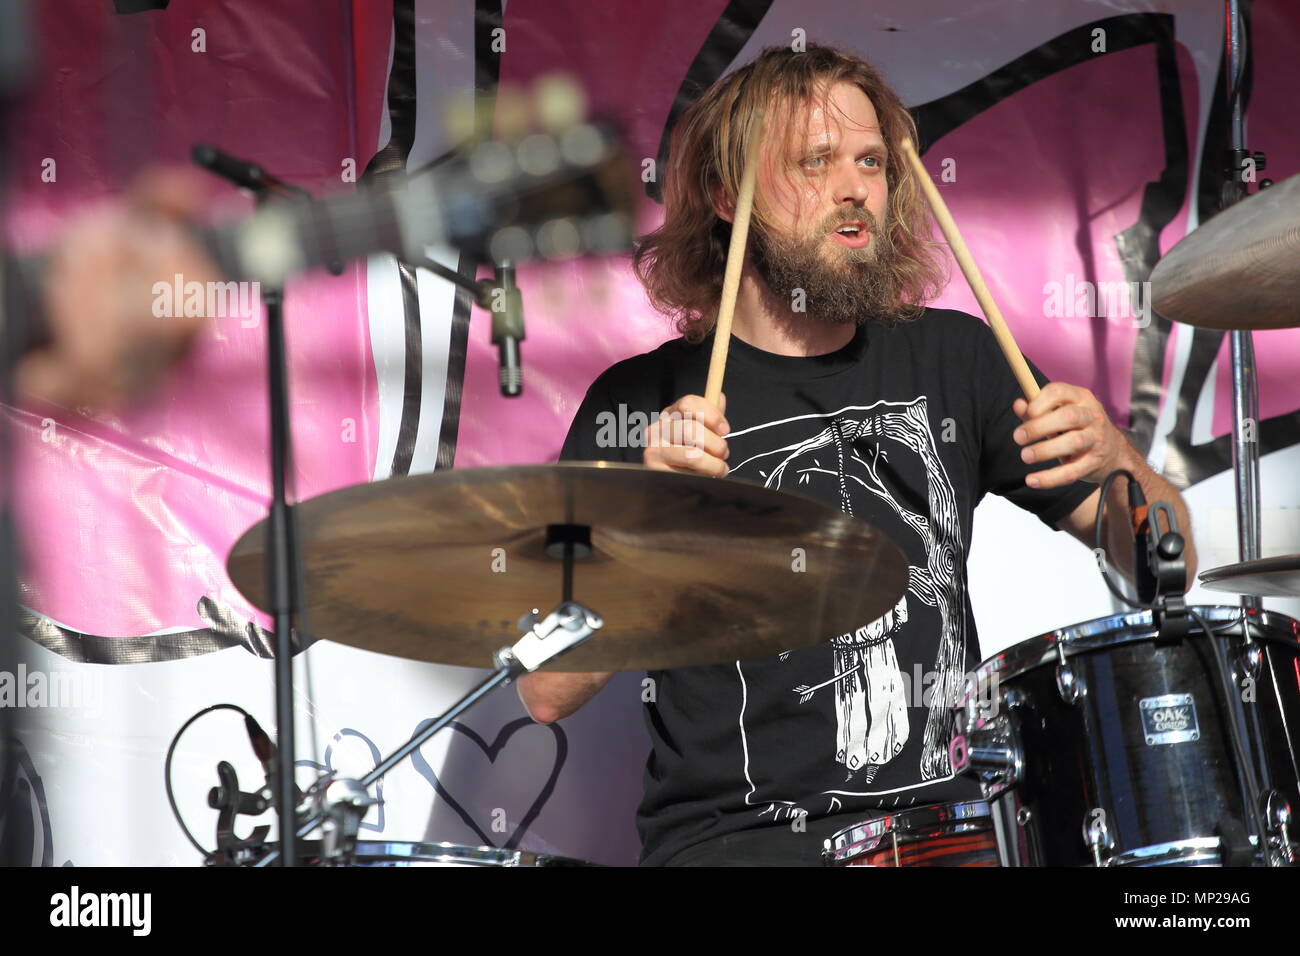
[
  {"x1": 822, "y1": 800, "x2": 999, "y2": 866},
  {"x1": 304, "y1": 841, "x2": 596, "y2": 866},
  {"x1": 952, "y1": 606, "x2": 1300, "y2": 866}
]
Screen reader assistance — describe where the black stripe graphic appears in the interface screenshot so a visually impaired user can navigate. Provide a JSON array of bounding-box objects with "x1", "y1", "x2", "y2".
[
  {"x1": 911, "y1": 11, "x2": 1297, "y2": 487},
  {"x1": 646, "y1": 0, "x2": 774, "y2": 204},
  {"x1": 1157, "y1": 3, "x2": 1300, "y2": 488},
  {"x1": 910, "y1": 15, "x2": 1192, "y2": 467},
  {"x1": 435, "y1": 0, "x2": 504, "y2": 469},
  {"x1": 390, "y1": 258, "x2": 423, "y2": 476},
  {"x1": 361, "y1": 0, "x2": 423, "y2": 477},
  {"x1": 19, "y1": 597, "x2": 310, "y2": 665}
]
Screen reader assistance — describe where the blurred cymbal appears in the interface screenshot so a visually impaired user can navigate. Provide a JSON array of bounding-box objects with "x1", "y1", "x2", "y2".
[
  {"x1": 227, "y1": 463, "x2": 907, "y2": 672},
  {"x1": 1151, "y1": 173, "x2": 1300, "y2": 331},
  {"x1": 1199, "y1": 554, "x2": 1300, "y2": 598}
]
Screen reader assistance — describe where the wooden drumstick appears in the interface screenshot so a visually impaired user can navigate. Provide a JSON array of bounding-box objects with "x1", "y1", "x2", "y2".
[
  {"x1": 899, "y1": 137, "x2": 1040, "y2": 400},
  {"x1": 705, "y1": 108, "x2": 766, "y2": 408}
]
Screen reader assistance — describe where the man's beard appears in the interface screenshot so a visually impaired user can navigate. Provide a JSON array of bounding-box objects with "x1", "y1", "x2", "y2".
[{"x1": 749, "y1": 209, "x2": 901, "y2": 326}]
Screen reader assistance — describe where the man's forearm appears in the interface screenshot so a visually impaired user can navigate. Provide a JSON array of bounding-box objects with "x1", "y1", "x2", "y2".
[
  {"x1": 1102, "y1": 439, "x2": 1199, "y2": 590},
  {"x1": 516, "y1": 670, "x2": 614, "y2": 724}
]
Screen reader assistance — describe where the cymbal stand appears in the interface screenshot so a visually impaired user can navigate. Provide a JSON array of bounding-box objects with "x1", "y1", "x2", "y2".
[
  {"x1": 253, "y1": 598, "x2": 603, "y2": 866},
  {"x1": 1220, "y1": 0, "x2": 1291, "y2": 865},
  {"x1": 1224, "y1": 0, "x2": 1263, "y2": 613}
]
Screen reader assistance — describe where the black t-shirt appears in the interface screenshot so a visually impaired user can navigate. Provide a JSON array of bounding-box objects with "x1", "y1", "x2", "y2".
[{"x1": 558, "y1": 307, "x2": 1096, "y2": 866}]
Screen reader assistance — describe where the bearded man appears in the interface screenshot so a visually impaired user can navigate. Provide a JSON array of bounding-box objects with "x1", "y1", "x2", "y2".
[{"x1": 517, "y1": 43, "x2": 1196, "y2": 867}]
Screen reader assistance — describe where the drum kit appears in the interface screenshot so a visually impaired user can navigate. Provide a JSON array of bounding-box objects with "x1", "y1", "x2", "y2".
[
  {"x1": 820, "y1": 6, "x2": 1300, "y2": 869},
  {"x1": 219, "y1": 463, "x2": 907, "y2": 866},
  {"x1": 211, "y1": 160, "x2": 1300, "y2": 869},
  {"x1": 179, "y1": 25, "x2": 1299, "y2": 867},
  {"x1": 824, "y1": 169, "x2": 1300, "y2": 869},
  {"x1": 824, "y1": 118, "x2": 1300, "y2": 869}
]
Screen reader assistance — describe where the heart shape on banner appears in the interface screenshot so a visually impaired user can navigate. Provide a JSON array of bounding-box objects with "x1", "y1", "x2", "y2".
[
  {"x1": 409, "y1": 717, "x2": 567, "y2": 850},
  {"x1": 297, "y1": 728, "x2": 386, "y2": 833}
]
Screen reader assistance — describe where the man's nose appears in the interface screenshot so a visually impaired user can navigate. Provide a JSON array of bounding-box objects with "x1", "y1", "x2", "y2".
[{"x1": 829, "y1": 160, "x2": 871, "y2": 204}]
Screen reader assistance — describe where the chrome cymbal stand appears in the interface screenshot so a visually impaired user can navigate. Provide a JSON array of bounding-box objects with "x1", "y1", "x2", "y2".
[
  {"x1": 253, "y1": 599, "x2": 602, "y2": 867},
  {"x1": 1221, "y1": 0, "x2": 1293, "y2": 865},
  {"x1": 1225, "y1": 0, "x2": 1263, "y2": 608}
]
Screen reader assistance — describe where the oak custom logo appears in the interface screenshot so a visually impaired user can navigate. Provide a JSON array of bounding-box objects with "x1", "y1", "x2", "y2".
[
  {"x1": 49, "y1": 886, "x2": 151, "y2": 936},
  {"x1": 1139, "y1": 693, "x2": 1200, "y2": 745}
]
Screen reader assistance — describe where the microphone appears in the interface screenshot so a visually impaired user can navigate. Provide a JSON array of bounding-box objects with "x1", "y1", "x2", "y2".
[
  {"x1": 191, "y1": 144, "x2": 310, "y2": 201},
  {"x1": 1128, "y1": 479, "x2": 1158, "y2": 605},
  {"x1": 244, "y1": 713, "x2": 276, "y2": 777},
  {"x1": 205, "y1": 713, "x2": 279, "y2": 862},
  {"x1": 487, "y1": 263, "x2": 525, "y2": 397}
]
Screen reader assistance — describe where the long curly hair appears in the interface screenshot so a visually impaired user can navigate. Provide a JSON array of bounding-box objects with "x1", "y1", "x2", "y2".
[{"x1": 634, "y1": 44, "x2": 948, "y2": 342}]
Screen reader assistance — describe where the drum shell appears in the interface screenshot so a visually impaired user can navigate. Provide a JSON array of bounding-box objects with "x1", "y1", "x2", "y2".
[
  {"x1": 302, "y1": 841, "x2": 596, "y2": 866},
  {"x1": 823, "y1": 800, "x2": 999, "y2": 867},
  {"x1": 973, "y1": 608, "x2": 1300, "y2": 866}
]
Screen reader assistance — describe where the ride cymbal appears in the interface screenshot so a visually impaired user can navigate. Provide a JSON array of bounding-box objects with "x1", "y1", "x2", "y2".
[
  {"x1": 227, "y1": 463, "x2": 908, "y2": 672},
  {"x1": 1151, "y1": 173, "x2": 1300, "y2": 331},
  {"x1": 1199, "y1": 554, "x2": 1300, "y2": 598}
]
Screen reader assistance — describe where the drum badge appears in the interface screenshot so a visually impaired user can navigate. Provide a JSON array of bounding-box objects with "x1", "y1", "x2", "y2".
[{"x1": 1139, "y1": 693, "x2": 1200, "y2": 745}]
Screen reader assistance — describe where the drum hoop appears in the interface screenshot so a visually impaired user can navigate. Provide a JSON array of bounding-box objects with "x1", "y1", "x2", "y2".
[
  {"x1": 345, "y1": 840, "x2": 589, "y2": 866},
  {"x1": 970, "y1": 605, "x2": 1300, "y2": 687},
  {"x1": 825, "y1": 800, "x2": 991, "y2": 860},
  {"x1": 1108, "y1": 836, "x2": 1258, "y2": 867}
]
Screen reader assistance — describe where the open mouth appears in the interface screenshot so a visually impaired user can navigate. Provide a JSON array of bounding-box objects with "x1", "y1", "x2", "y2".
[{"x1": 830, "y1": 221, "x2": 870, "y2": 248}]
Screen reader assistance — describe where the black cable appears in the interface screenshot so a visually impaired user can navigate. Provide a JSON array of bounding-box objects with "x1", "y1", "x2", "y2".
[
  {"x1": 1090, "y1": 467, "x2": 1241, "y2": 623},
  {"x1": 163, "y1": 702, "x2": 253, "y2": 862},
  {"x1": 1190, "y1": 608, "x2": 1274, "y2": 861},
  {"x1": 1093, "y1": 467, "x2": 1244, "y2": 640},
  {"x1": 1092, "y1": 468, "x2": 1146, "y2": 609}
]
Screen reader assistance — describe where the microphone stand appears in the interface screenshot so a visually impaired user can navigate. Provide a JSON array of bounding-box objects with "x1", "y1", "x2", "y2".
[
  {"x1": 263, "y1": 276, "x2": 299, "y2": 868},
  {"x1": 193, "y1": 146, "x2": 321, "y2": 866},
  {"x1": 407, "y1": 253, "x2": 525, "y2": 398},
  {"x1": 192, "y1": 144, "x2": 528, "y2": 864}
]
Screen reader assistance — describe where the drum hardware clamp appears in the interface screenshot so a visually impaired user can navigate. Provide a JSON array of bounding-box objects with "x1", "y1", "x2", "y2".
[
  {"x1": 317, "y1": 778, "x2": 379, "y2": 866},
  {"x1": 1083, "y1": 808, "x2": 1115, "y2": 867},
  {"x1": 1263, "y1": 791, "x2": 1297, "y2": 865},
  {"x1": 252, "y1": 599, "x2": 604, "y2": 867},
  {"x1": 1054, "y1": 643, "x2": 1085, "y2": 705},
  {"x1": 949, "y1": 712, "x2": 1023, "y2": 799}
]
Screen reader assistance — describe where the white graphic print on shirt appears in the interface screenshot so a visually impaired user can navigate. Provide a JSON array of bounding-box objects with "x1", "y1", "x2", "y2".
[{"x1": 724, "y1": 398, "x2": 967, "y2": 818}]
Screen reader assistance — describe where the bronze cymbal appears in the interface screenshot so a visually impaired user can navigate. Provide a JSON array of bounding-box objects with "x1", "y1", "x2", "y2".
[
  {"x1": 1151, "y1": 172, "x2": 1300, "y2": 331},
  {"x1": 226, "y1": 463, "x2": 907, "y2": 672},
  {"x1": 1199, "y1": 554, "x2": 1300, "y2": 598}
]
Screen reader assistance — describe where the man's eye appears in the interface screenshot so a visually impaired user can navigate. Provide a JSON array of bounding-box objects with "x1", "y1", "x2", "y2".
[
  {"x1": 799, "y1": 156, "x2": 825, "y2": 170},
  {"x1": 859, "y1": 156, "x2": 882, "y2": 167}
]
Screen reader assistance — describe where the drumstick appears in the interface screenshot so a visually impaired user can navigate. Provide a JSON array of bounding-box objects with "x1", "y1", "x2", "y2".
[
  {"x1": 898, "y1": 137, "x2": 1040, "y2": 400},
  {"x1": 705, "y1": 109, "x2": 766, "y2": 407}
]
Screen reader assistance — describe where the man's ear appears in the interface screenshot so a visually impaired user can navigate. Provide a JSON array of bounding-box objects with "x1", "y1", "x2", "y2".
[{"x1": 711, "y1": 181, "x2": 735, "y2": 224}]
